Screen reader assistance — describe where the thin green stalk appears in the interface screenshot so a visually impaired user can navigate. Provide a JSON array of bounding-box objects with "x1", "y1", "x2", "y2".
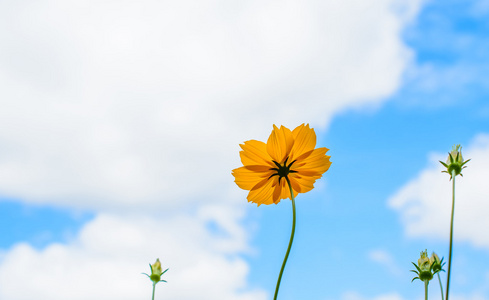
[
  {"x1": 152, "y1": 282, "x2": 156, "y2": 300},
  {"x1": 425, "y1": 280, "x2": 429, "y2": 300},
  {"x1": 273, "y1": 177, "x2": 297, "y2": 300},
  {"x1": 437, "y1": 273, "x2": 444, "y2": 300},
  {"x1": 445, "y1": 170, "x2": 456, "y2": 300}
]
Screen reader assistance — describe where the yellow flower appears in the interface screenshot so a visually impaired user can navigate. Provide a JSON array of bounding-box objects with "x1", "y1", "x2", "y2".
[{"x1": 232, "y1": 124, "x2": 331, "y2": 206}]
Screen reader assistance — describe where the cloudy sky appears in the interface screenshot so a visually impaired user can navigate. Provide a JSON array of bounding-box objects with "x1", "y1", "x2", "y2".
[{"x1": 0, "y1": 0, "x2": 489, "y2": 299}]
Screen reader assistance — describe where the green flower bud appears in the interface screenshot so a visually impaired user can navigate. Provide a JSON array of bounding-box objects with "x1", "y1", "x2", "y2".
[
  {"x1": 411, "y1": 250, "x2": 444, "y2": 283},
  {"x1": 142, "y1": 258, "x2": 169, "y2": 285},
  {"x1": 150, "y1": 259, "x2": 163, "y2": 283},
  {"x1": 430, "y1": 252, "x2": 445, "y2": 274},
  {"x1": 439, "y1": 144, "x2": 470, "y2": 179},
  {"x1": 447, "y1": 145, "x2": 464, "y2": 165}
]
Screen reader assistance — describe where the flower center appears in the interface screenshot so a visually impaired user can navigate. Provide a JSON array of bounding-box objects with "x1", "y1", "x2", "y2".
[{"x1": 268, "y1": 157, "x2": 297, "y2": 184}]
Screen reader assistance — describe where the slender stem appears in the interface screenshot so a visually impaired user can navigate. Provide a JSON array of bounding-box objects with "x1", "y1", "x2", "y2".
[
  {"x1": 437, "y1": 273, "x2": 444, "y2": 300},
  {"x1": 424, "y1": 280, "x2": 429, "y2": 300},
  {"x1": 273, "y1": 177, "x2": 297, "y2": 300},
  {"x1": 152, "y1": 282, "x2": 156, "y2": 300},
  {"x1": 445, "y1": 170, "x2": 456, "y2": 300}
]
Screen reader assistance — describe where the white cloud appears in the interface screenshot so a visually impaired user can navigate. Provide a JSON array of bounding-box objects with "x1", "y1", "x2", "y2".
[
  {"x1": 389, "y1": 134, "x2": 489, "y2": 249},
  {"x1": 0, "y1": 0, "x2": 419, "y2": 211},
  {"x1": 0, "y1": 0, "x2": 422, "y2": 298},
  {"x1": 0, "y1": 207, "x2": 267, "y2": 300}
]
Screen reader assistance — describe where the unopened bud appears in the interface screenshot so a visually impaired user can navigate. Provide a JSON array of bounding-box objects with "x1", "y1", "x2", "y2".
[{"x1": 439, "y1": 144, "x2": 470, "y2": 179}]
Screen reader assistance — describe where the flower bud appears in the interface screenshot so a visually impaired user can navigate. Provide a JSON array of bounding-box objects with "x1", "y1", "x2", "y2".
[
  {"x1": 142, "y1": 258, "x2": 168, "y2": 285},
  {"x1": 447, "y1": 145, "x2": 464, "y2": 165},
  {"x1": 411, "y1": 250, "x2": 443, "y2": 283},
  {"x1": 150, "y1": 259, "x2": 163, "y2": 283},
  {"x1": 430, "y1": 252, "x2": 444, "y2": 273},
  {"x1": 439, "y1": 144, "x2": 470, "y2": 179}
]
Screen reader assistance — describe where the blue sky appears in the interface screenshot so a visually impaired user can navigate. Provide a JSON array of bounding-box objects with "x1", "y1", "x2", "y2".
[
  {"x1": 1, "y1": 0, "x2": 489, "y2": 300},
  {"x1": 245, "y1": 1, "x2": 489, "y2": 299}
]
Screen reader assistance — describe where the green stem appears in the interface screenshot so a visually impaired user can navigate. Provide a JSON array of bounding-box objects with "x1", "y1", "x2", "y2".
[
  {"x1": 445, "y1": 170, "x2": 456, "y2": 300},
  {"x1": 425, "y1": 280, "x2": 429, "y2": 300},
  {"x1": 273, "y1": 177, "x2": 297, "y2": 300},
  {"x1": 152, "y1": 282, "x2": 156, "y2": 300},
  {"x1": 437, "y1": 273, "x2": 444, "y2": 300}
]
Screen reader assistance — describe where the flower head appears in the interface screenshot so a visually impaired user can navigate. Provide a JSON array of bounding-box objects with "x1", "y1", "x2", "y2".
[
  {"x1": 142, "y1": 258, "x2": 168, "y2": 284},
  {"x1": 439, "y1": 144, "x2": 470, "y2": 179},
  {"x1": 232, "y1": 124, "x2": 331, "y2": 206}
]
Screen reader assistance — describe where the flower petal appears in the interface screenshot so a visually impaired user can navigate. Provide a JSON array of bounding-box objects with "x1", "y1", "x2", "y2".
[
  {"x1": 245, "y1": 165, "x2": 274, "y2": 173},
  {"x1": 294, "y1": 147, "x2": 331, "y2": 175},
  {"x1": 290, "y1": 124, "x2": 316, "y2": 161},
  {"x1": 247, "y1": 178, "x2": 275, "y2": 206},
  {"x1": 239, "y1": 140, "x2": 273, "y2": 166},
  {"x1": 295, "y1": 169, "x2": 323, "y2": 177},
  {"x1": 290, "y1": 173, "x2": 316, "y2": 193},
  {"x1": 297, "y1": 159, "x2": 332, "y2": 175},
  {"x1": 272, "y1": 181, "x2": 282, "y2": 204},
  {"x1": 279, "y1": 179, "x2": 298, "y2": 200},
  {"x1": 232, "y1": 166, "x2": 267, "y2": 190},
  {"x1": 250, "y1": 177, "x2": 272, "y2": 191},
  {"x1": 266, "y1": 125, "x2": 293, "y2": 163},
  {"x1": 288, "y1": 177, "x2": 302, "y2": 194}
]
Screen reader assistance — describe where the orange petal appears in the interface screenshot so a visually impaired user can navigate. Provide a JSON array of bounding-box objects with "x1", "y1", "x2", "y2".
[
  {"x1": 272, "y1": 182, "x2": 282, "y2": 204},
  {"x1": 239, "y1": 140, "x2": 273, "y2": 166},
  {"x1": 247, "y1": 179, "x2": 275, "y2": 206},
  {"x1": 288, "y1": 177, "x2": 302, "y2": 194},
  {"x1": 290, "y1": 124, "x2": 316, "y2": 161},
  {"x1": 296, "y1": 158, "x2": 332, "y2": 175},
  {"x1": 266, "y1": 125, "x2": 294, "y2": 163},
  {"x1": 297, "y1": 148, "x2": 329, "y2": 162},
  {"x1": 232, "y1": 166, "x2": 266, "y2": 190},
  {"x1": 294, "y1": 147, "x2": 327, "y2": 163},
  {"x1": 295, "y1": 162, "x2": 329, "y2": 175},
  {"x1": 294, "y1": 148, "x2": 331, "y2": 175},
  {"x1": 245, "y1": 165, "x2": 274, "y2": 173},
  {"x1": 279, "y1": 179, "x2": 298, "y2": 200},
  {"x1": 295, "y1": 169, "x2": 323, "y2": 177},
  {"x1": 251, "y1": 177, "x2": 272, "y2": 191},
  {"x1": 290, "y1": 173, "x2": 316, "y2": 193}
]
